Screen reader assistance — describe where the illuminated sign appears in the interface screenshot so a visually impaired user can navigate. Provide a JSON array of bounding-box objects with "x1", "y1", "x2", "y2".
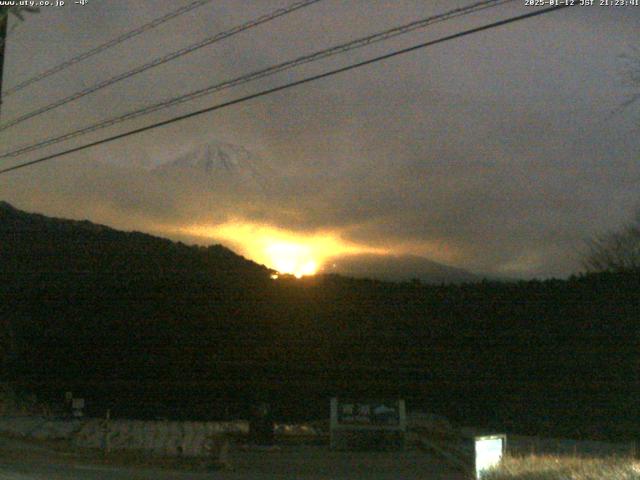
[{"x1": 475, "y1": 434, "x2": 506, "y2": 479}]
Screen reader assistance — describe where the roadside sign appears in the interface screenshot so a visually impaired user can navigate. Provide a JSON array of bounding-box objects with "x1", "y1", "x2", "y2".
[
  {"x1": 475, "y1": 434, "x2": 506, "y2": 479},
  {"x1": 330, "y1": 398, "x2": 406, "y2": 450}
]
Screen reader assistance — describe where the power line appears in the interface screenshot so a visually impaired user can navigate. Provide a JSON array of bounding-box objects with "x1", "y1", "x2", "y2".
[
  {"x1": 0, "y1": 0, "x2": 511, "y2": 158},
  {"x1": 1, "y1": 0, "x2": 214, "y2": 98},
  {"x1": 0, "y1": 0, "x2": 323, "y2": 132},
  {"x1": 0, "y1": 4, "x2": 573, "y2": 176}
]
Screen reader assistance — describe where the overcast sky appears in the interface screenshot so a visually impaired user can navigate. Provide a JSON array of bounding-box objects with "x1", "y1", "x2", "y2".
[{"x1": 0, "y1": 0, "x2": 638, "y2": 278}]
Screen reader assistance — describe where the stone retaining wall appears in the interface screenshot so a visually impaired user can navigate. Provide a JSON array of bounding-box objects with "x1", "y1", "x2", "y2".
[{"x1": 0, "y1": 416, "x2": 248, "y2": 457}]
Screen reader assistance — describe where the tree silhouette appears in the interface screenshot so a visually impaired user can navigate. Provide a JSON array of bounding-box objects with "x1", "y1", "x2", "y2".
[{"x1": 583, "y1": 208, "x2": 640, "y2": 273}]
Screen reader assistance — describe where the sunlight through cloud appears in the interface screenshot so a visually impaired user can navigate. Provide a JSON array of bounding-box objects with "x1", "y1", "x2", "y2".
[{"x1": 178, "y1": 221, "x2": 388, "y2": 278}]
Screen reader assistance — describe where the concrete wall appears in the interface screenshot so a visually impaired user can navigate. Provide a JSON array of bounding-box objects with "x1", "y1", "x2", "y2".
[{"x1": 0, "y1": 416, "x2": 249, "y2": 457}]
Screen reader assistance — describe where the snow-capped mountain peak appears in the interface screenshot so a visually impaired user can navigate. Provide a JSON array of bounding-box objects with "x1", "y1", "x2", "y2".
[{"x1": 153, "y1": 140, "x2": 274, "y2": 194}]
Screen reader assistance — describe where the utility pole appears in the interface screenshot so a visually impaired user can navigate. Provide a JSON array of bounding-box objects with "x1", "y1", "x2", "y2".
[
  {"x1": 0, "y1": 7, "x2": 9, "y2": 116},
  {"x1": 0, "y1": 7, "x2": 39, "y2": 117}
]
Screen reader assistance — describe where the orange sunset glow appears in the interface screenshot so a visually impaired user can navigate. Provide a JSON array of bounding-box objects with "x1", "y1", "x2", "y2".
[{"x1": 178, "y1": 222, "x2": 388, "y2": 278}]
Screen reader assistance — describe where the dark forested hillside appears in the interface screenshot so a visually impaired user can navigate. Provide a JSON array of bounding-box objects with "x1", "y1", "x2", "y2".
[{"x1": 1, "y1": 202, "x2": 638, "y2": 440}]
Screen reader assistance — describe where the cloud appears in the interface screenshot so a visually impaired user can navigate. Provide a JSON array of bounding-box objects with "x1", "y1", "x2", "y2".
[{"x1": 1, "y1": 1, "x2": 638, "y2": 278}]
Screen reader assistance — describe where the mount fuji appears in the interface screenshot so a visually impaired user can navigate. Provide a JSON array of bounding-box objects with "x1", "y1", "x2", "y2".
[{"x1": 152, "y1": 140, "x2": 275, "y2": 195}]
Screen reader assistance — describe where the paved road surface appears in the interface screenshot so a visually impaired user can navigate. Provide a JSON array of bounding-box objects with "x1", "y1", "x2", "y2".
[{"x1": 1, "y1": 437, "x2": 467, "y2": 479}]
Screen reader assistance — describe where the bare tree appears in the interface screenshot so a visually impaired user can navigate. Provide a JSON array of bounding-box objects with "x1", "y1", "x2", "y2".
[
  {"x1": 584, "y1": 49, "x2": 640, "y2": 272},
  {"x1": 583, "y1": 208, "x2": 640, "y2": 273}
]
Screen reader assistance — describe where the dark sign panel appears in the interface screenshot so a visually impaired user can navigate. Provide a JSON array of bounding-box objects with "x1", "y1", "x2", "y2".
[{"x1": 337, "y1": 401, "x2": 400, "y2": 426}]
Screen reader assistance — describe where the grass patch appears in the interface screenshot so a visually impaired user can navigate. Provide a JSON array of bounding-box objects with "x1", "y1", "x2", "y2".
[{"x1": 483, "y1": 454, "x2": 640, "y2": 480}]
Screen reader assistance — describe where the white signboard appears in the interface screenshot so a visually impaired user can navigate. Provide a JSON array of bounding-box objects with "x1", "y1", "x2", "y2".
[{"x1": 475, "y1": 435, "x2": 506, "y2": 479}]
